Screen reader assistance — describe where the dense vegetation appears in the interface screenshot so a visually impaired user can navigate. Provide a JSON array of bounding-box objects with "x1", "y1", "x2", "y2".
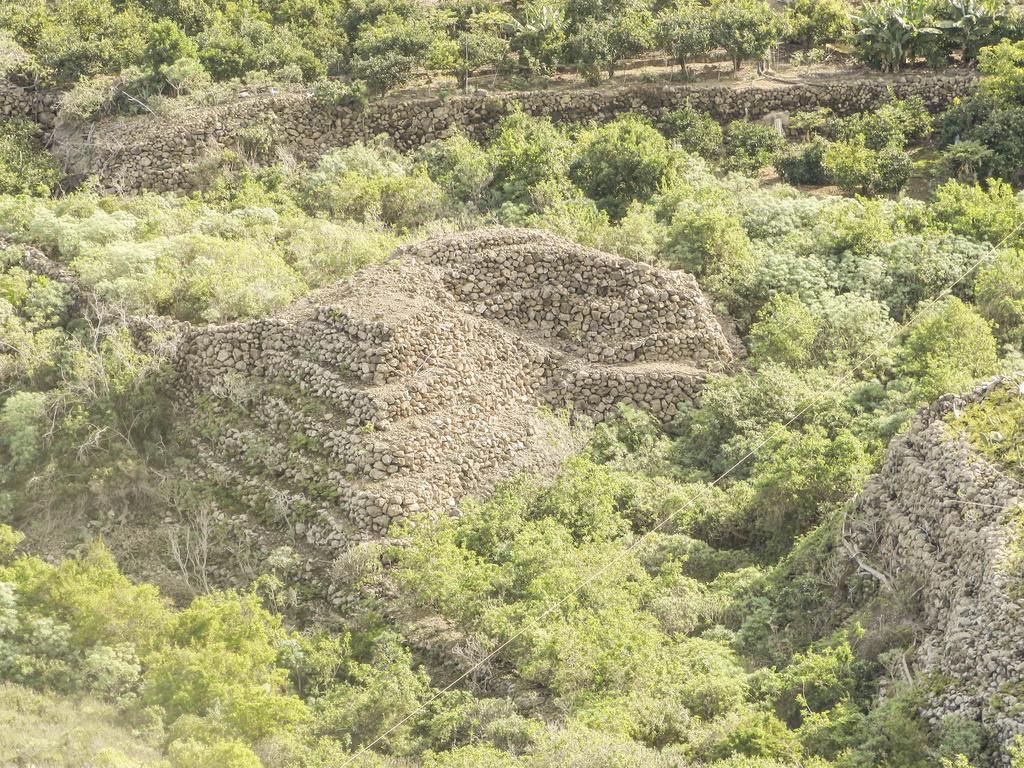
[
  {"x1": 2, "y1": 0, "x2": 1024, "y2": 106},
  {"x1": 2, "y1": 7, "x2": 1024, "y2": 768}
]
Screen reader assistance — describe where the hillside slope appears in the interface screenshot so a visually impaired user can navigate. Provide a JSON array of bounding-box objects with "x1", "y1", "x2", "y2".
[{"x1": 844, "y1": 374, "x2": 1024, "y2": 760}]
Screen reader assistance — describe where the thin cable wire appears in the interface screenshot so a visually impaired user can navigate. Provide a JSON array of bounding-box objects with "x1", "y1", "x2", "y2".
[{"x1": 339, "y1": 215, "x2": 1024, "y2": 766}]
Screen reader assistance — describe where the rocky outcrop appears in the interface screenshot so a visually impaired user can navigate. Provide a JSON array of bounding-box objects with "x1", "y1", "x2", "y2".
[
  {"x1": 174, "y1": 228, "x2": 736, "y2": 555},
  {"x1": 845, "y1": 374, "x2": 1024, "y2": 763},
  {"x1": 52, "y1": 70, "x2": 978, "y2": 193}
]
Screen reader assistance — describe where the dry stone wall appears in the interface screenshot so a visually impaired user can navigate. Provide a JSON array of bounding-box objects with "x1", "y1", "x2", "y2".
[
  {"x1": 846, "y1": 374, "x2": 1024, "y2": 763},
  {"x1": 53, "y1": 71, "x2": 978, "y2": 193},
  {"x1": 174, "y1": 228, "x2": 736, "y2": 561},
  {"x1": 0, "y1": 82, "x2": 57, "y2": 129}
]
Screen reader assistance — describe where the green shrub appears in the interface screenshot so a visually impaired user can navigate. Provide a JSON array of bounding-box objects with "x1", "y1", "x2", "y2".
[
  {"x1": 419, "y1": 133, "x2": 494, "y2": 207},
  {"x1": 300, "y1": 143, "x2": 448, "y2": 230},
  {"x1": 660, "y1": 199, "x2": 760, "y2": 305},
  {"x1": 570, "y1": 116, "x2": 677, "y2": 219},
  {"x1": 671, "y1": 364, "x2": 852, "y2": 477},
  {"x1": 0, "y1": 390, "x2": 48, "y2": 473},
  {"x1": 750, "y1": 424, "x2": 871, "y2": 551},
  {"x1": 723, "y1": 121, "x2": 786, "y2": 173},
  {"x1": 486, "y1": 110, "x2": 571, "y2": 205},
  {"x1": 822, "y1": 137, "x2": 912, "y2": 194},
  {"x1": 0, "y1": 119, "x2": 63, "y2": 197},
  {"x1": 940, "y1": 140, "x2": 996, "y2": 185},
  {"x1": 774, "y1": 139, "x2": 828, "y2": 185},
  {"x1": 883, "y1": 234, "x2": 992, "y2": 318},
  {"x1": 748, "y1": 294, "x2": 820, "y2": 368},
  {"x1": 690, "y1": 706, "x2": 801, "y2": 763},
  {"x1": 928, "y1": 179, "x2": 1024, "y2": 247},
  {"x1": 938, "y1": 41, "x2": 1024, "y2": 184},
  {"x1": 168, "y1": 739, "x2": 261, "y2": 768},
  {"x1": 159, "y1": 56, "x2": 211, "y2": 96},
  {"x1": 975, "y1": 248, "x2": 1024, "y2": 344},
  {"x1": 312, "y1": 79, "x2": 369, "y2": 111},
  {"x1": 898, "y1": 296, "x2": 999, "y2": 402},
  {"x1": 56, "y1": 74, "x2": 120, "y2": 121},
  {"x1": 662, "y1": 106, "x2": 724, "y2": 160},
  {"x1": 836, "y1": 97, "x2": 932, "y2": 150},
  {"x1": 965, "y1": 106, "x2": 1024, "y2": 184},
  {"x1": 788, "y1": 0, "x2": 852, "y2": 47}
]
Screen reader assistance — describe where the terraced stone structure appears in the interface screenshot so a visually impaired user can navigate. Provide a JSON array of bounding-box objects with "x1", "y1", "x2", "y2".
[
  {"x1": 175, "y1": 228, "x2": 736, "y2": 549},
  {"x1": 845, "y1": 374, "x2": 1024, "y2": 763},
  {"x1": 51, "y1": 71, "x2": 978, "y2": 193}
]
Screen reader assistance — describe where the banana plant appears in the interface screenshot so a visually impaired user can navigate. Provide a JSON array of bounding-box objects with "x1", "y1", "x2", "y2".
[
  {"x1": 506, "y1": 3, "x2": 567, "y2": 75},
  {"x1": 934, "y1": 0, "x2": 1008, "y2": 63},
  {"x1": 852, "y1": 0, "x2": 941, "y2": 71}
]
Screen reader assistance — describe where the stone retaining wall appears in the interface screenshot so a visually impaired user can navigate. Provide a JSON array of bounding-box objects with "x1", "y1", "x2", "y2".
[
  {"x1": 0, "y1": 82, "x2": 57, "y2": 129},
  {"x1": 846, "y1": 374, "x2": 1024, "y2": 763},
  {"x1": 52, "y1": 71, "x2": 978, "y2": 193}
]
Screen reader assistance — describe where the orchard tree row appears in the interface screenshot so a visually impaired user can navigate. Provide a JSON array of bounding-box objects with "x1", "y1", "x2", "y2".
[{"x1": 2, "y1": 0, "x2": 1024, "y2": 109}]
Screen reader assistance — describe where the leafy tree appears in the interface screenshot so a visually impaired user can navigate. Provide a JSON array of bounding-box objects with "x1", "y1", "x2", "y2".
[
  {"x1": 566, "y1": 0, "x2": 656, "y2": 82},
  {"x1": 775, "y1": 139, "x2": 829, "y2": 185},
  {"x1": 657, "y1": 0, "x2": 713, "y2": 77},
  {"x1": 979, "y1": 38, "x2": 1024, "y2": 106},
  {"x1": 974, "y1": 248, "x2": 1024, "y2": 344},
  {"x1": 418, "y1": 133, "x2": 494, "y2": 207},
  {"x1": 13, "y1": 0, "x2": 151, "y2": 81},
  {"x1": 788, "y1": 0, "x2": 852, "y2": 47},
  {"x1": 486, "y1": 110, "x2": 572, "y2": 205},
  {"x1": 142, "y1": 18, "x2": 197, "y2": 71},
  {"x1": 507, "y1": 2, "x2": 566, "y2": 75},
  {"x1": 723, "y1": 121, "x2": 786, "y2": 172},
  {"x1": 897, "y1": 296, "x2": 999, "y2": 402},
  {"x1": 432, "y1": 6, "x2": 511, "y2": 89},
  {"x1": 822, "y1": 136, "x2": 912, "y2": 195},
  {"x1": 194, "y1": 4, "x2": 325, "y2": 81},
  {"x1": 570, "y1": 116, "x2": 677, "y2": 219},
  {"x1": 711, "y1": 0, "x2": 785, "y2": 71},
  {"x1": 748, "y1": 294, "x2": 821, "y2": 368},
  {"x1": 350, "y1": 11, "x2": 436, "y2": 93},
  {"x1": 662, "y1": 105, "x2": 724, "y2": 160}
]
